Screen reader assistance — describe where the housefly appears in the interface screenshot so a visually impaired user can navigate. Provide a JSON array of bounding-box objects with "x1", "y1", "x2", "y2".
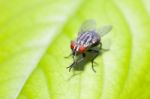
[{"x1": 66, "y1": 20, "x2": 112, "y2": 72}]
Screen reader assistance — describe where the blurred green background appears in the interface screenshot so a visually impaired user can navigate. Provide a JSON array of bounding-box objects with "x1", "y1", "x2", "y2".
[{"x1": 0, "y1": 0, "x2": 150, "y2": 99}]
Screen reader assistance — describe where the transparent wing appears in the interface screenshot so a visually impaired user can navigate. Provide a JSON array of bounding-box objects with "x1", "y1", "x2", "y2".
[
  {"x1": 78, "y1": 20, "x2": 96, "y2": 35},
  {"x1": 97, "y1": 25, "x2": 112, "y2": 37}
]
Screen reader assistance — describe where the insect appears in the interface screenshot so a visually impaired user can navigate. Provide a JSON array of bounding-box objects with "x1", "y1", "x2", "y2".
[{"x1": 66, "y1": 20, "x2": 112, "y2": 72}]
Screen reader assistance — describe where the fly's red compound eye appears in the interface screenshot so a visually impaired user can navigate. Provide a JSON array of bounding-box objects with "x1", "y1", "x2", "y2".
[
  {"x1": 70, "y1": 41, "x2": 75, "y2": 49},
  {"x1": 79, "y1": 46, "x2": 86, "y2": 53}
]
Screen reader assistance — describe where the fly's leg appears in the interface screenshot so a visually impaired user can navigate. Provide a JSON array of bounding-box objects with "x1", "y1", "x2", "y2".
[
  {"x1": 66, "y1": 55, "x2": 75, "y2": 72},
  {"x1": 93, "y1": 61, "x2": 98, "y2": 65},
  {"x1": 99, "y1": 42, "x2": 102, "y2": 49},
  {"x1": 66, "y1": 62, "x2": 74, "y2": 72},
  {"x1": 66, "y1": 57, "x2": 84, "y2": 72},
  {"x1": 64, "y1": 53, "x2": 72, "y2": 58},
  {"x1": 82, "y1": 53, "x2": 86, "y2": 57},
  {"x1": 91, "y1": 51, "x2": 99, "y2": 73},
  {"x1": 65, "y1": 53, "x2": 76, "y2": 63},
  {"x1": 91, "y1": 60, "x2": 96, "y2": 72},
  {"x1": 87, "y1": 49, "x2": 99, "y2": 72},
  {"x1": 67, "y1": 53, "x2": 85, "y2": 72}
]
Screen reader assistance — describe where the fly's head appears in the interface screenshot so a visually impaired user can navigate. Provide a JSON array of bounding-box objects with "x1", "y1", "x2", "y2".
[{"x1": 70, "y1": 40, "x2": 87, "y2": 56}]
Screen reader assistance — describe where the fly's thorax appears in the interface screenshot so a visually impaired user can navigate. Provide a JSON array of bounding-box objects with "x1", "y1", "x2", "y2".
[{"x1": 77, "y1": 31, "x2": 100, "y2": 48}]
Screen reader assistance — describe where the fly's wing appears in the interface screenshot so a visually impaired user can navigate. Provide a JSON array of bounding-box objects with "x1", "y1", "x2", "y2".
[
  {"x1": 78, "y1": 20, "x2": 96, "y2": 35},
  {"x1": 97, "y1": 25, "x2": 112, "y2": 37}
]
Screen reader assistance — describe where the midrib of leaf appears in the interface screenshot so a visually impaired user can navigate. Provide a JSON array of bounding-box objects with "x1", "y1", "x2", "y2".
[
  {"x1": 0, "y1": 0, "x2": 84, "y2": 99},
  {"x1": 16, "y1": 0, "x2": 85, "y2": 99}
]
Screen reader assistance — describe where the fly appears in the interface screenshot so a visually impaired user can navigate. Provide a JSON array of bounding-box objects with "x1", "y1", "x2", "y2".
[{"x1": 66, "y1": 20, "x2": 112, "y2": 72}]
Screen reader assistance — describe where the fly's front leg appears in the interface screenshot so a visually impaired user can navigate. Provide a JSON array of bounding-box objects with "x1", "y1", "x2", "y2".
[
  {"x1": 66, "y1": 55, "x2": 76, "y2": 72},
  {"x1": 65, "y1": 53, "x2": 76, "y2": 63},
  {"x1": 66, "y1": 62, "x2": 75, "y2": 72},
  {"x1": 67, "y1": 53, "x2": 85, "y2": 72},
  {"x1": 64, "y1": 53, "x2": 72, "y2": 58}
]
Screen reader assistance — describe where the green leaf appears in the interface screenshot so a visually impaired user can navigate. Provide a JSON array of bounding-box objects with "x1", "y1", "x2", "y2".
[{"x1": 0, "y1": 0, "x2": 150, "y2": 99}]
